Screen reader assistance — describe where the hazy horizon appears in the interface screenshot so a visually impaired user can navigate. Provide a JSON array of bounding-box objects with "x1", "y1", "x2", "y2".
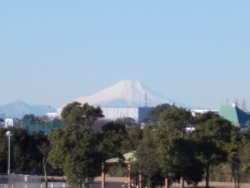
[{"x1": 1, "y1": 1, "x2": 250, "y2": 110}]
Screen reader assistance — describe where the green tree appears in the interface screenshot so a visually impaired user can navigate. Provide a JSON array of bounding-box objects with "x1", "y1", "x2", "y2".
[
  {"x1": 121, "y1": 127, "x2": 142, "y2": 153},
  {"x1": 239, "y1": 142, "x2": 250, "y2": 182},
  {"x1": 135, "y1": 125, "x2": 160, "y2": 188},
  {"x1": 48, "y1": 125, "x2": 104, "y2": 187},
  {"x1": 0, "y1": 127, "x2": 8, "y2": 173},
  {"x1": 12, "y1": 127, "x2": 51, "y2": 174},
  {"x1": 100, "y1": 122, "x2": 127, "y2": 159},
  {"x1": 47, "y1": 129, "x2": 65, "y2": 170},
  {"x1": 155, "y1": 106, "x2": 203, "y2": 187},
  {"x1": 193, "y1": 112, "x2": 233, "y2": 188},
  {"x1": 225, "y1": 129, "x2": 245, "y2": 187},
  {"x1": 0, "y1": 127, "x2": 50, "y2": 174},
  {"x1": 49, "y1": 103, "x2": 108, "y2": 187},
  {"x1": 147, "y1": 103, "x2": 171, "y2": 123},
  {"x1": 61, "y1": 102, "x2": 104, "y2": 127},
  {"x1": 114, "y1": 117, "x2": 137, "y2": 127},
  {"x1": 160, "y1": 106, "x2": 193, "y2": 132}
]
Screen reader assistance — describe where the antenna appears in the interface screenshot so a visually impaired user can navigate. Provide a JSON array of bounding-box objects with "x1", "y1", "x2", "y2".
[{"x1": 145, "y1": 93, "x2": 147, "y2": 107}]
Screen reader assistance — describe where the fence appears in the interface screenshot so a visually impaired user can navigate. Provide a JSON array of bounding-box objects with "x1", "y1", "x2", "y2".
[
  {"x1": 0, "y1": 174, "x2": 8, "y2": 188},
  {"x1": 25, "y1": 121, "x2": 66, "y2": 133},
  {"x1": 43, "y1": 176, "x2": 72, "y2": 188},
  {"x1": 8, "y1": 174, "x2": 42, "y2": 188},
  {"x1": 0, "y1": 121, "x2": 66, "y2": 133},
  {"x1": 0, "y1": 174, "x2": 72, "y2": 188}
]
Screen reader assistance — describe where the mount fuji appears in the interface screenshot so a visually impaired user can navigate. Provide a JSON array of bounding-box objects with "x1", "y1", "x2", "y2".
[{"x1": 74, "y1": 80, "x2": 198, "y2": 109}]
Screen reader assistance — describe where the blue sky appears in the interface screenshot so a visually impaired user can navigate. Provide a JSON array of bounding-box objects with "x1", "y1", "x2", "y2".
[{"x1": 0, "y1": 1, "x2": 249, "y2": 110}]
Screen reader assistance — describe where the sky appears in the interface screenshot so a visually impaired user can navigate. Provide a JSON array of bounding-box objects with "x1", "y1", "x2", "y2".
[{"x1": 0, "y1": 1, "x2": 250, "y2": 110}]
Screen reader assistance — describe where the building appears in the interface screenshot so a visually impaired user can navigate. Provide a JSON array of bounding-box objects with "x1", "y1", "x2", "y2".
[
  {"x1": 57, "y1": 80, "x2": 202, "y2": 124},
  {"x1": 3, "y1": 118, "x2": 30, "y2": 128},
  {"x1": 5, "y1": 118, "x2": 16, "y2": 127},
  {"x1": 219, "y1": 103, "x2": 250, "y2": 130},
  {"x1": 57, "y1": 105, "x2": 153, "y2": 124},
  {"x1": 101, "y1": 107, "x2": 153, "y2": 123}
]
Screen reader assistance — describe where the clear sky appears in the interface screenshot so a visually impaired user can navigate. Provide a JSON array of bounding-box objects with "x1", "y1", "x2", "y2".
[{"x1": 0, "y1": 1, "x2": 249, "y2": 110}]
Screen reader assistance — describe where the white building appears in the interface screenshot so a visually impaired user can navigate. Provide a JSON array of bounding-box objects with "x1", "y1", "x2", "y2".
[
  {"x1": 101, "y1": 107, "x2": 152, "y2": 123},
  {"x1": 5, "y1": 118, "x2": 15, "y2": 127},
  {"x1": 4, "y1": 118, "x2": 22, "y2": 127}
]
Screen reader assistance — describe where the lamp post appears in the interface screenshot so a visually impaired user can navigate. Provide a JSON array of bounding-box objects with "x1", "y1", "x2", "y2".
[{"x1": 6, "y1": 131, "x2": 12, "y2": 174}]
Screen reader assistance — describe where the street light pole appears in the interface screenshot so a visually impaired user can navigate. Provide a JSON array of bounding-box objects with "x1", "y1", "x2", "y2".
[{"x1": 6, "y1": 131, "x2": 12, "y2": 174}]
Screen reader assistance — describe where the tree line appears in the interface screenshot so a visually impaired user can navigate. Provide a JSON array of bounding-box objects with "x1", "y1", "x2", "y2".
[{"x1": 1, "y1": 102, "x2": 250, "y2": 188}]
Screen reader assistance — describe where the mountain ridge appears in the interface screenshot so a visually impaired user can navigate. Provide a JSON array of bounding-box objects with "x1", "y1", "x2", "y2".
[
  {"x1": 0, "y1": 100, "x2": 56, "y2": 118},
  {"x1": 1, "y1": 80, "x2": 205, "y2": 118},
  {"x1": 75, "y1": 80, "x2": 203, "y2": 109}
]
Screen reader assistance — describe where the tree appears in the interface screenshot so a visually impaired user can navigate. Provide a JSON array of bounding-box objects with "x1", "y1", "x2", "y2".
[
  {"x1": 114, "y1": 117, "x2": 137, "y2": 127},
  {"x1": 0, "y1": 127, "x2": 8, "y2": 173},
  {"x1": 121, "y1": 127, "x2": 142, "y2": 153},
  {"x1": 49, "y1": 103, "x2": 107, "y2": 187},
  {"x1": 61, "y1": 102, "x2": 104, "y2": 127},
  {"x1": 155, "y1": 107, "x2": 202, "y2": 188},
  {"x1": 48, "y1": 125, "x2": 104, "y2": 187},
  {"x1": 160, "y1": 106, "x2": 193, "y2": 132},
  {"x1": 193, "y1": 112, "x2": 233, "y2": 188},
  {"x1": 135, "y1": 125, "x2": 160, "y2": 188},
  {"x1": 52, "y1": 117, "x2": 62, "y2": 122},
  {"x1": 23, "y1": 114, "x2": 40, "y2": 121},
  {"x1": 147, "y1": 103, "x2": 171, "y2": 123},
  {"x1": 225, "y1": 129, "x2": 245, "y2": 187},
  {"x1": 156, "y1": 133, "x2": 203, "y2": 186},
  {"x1": 219, "y1": 129, "x2": 250, "y2": 186},
  {"x1": 239, "y1": 142, "x2": 250, "y2": 182},
  {"x1": 100, "y1": 122, "x2": 127, "y2": 159},
  {"x1": 0, "y1": 127, "x2": 50, "y2": 174}
]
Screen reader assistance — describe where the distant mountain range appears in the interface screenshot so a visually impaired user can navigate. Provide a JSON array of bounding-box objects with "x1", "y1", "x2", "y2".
[
  {"x1": 2, "y1": 80, "x2": 205, "y2": 118},
  {"x1": 0, "y1": 100, "x2": 56, "y2": 118},
  {"x1": 74, "y1": 80, "x2": 203, "y2": 109}
]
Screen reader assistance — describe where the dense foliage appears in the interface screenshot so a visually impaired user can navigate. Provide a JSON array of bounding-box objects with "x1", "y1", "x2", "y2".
[
  {"x1": 2, "y1": 103, "x2": 250, "y2": 188},
  {"x1": 61, "y1": 102, "x2": 104, "y2": 127},
  {"x1": 0, "y1": 127, "x2": 54, "y2": 175},
  {"x1": 48, "y1": 126, "x2": 104, "y2": 187}
]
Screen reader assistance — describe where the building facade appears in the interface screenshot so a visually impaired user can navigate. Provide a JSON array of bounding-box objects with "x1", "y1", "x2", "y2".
[{"x1": 101, "y1": 107, "x2": 153, "y2": 123}]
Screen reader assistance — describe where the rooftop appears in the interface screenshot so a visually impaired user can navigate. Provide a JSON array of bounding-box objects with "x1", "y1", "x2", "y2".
[{"x1": 219, "y1": 103, "x2": 250, "y2": 126}]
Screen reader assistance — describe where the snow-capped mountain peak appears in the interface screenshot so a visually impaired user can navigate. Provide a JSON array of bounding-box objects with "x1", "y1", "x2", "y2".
[{"x1": 75, "y1": 80, "x2": 173, "y2": 107}]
